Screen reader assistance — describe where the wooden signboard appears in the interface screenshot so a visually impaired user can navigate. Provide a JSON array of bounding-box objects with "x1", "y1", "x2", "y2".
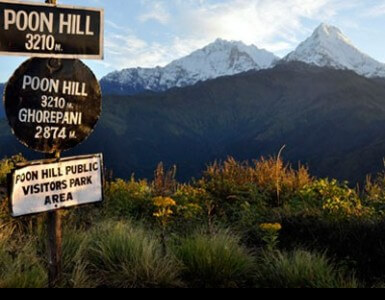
[
  {"x1": 0, "y1": 0, "x2": 104, "y2": 59},
  {"x1": 9, "y1": 153, "x2": 104, "y2": 217}
]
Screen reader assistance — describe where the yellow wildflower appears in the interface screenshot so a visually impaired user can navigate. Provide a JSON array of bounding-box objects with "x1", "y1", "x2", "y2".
[
  {"x1": 153, "y1": 196, "x2": 176, "y2": 208},
  {"x1": 259, "y1": 223, "x2": 282, "y2": 232}
]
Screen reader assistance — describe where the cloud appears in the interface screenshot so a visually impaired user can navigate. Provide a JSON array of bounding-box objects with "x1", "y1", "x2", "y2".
[
  {"x1": 103, "y1": 0, "x2": 360, "y2": 70},
  {"x1": 138, "y1": 2, "x2": 170, "y2": 24},
  {"x1": 103, "y1": 30, "x2": 201, "y2": 69},
  {"x1": 362, "y1": 1, "x2": 385, "y2": 17},
  {"x1": 171, "y1": 0, "x2": 355, "y2": 51}
]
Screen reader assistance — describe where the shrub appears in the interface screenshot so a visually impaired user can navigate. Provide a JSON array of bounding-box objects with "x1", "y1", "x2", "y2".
[
  {"x1": 86, "y1": 221, "x2": 182, "y2": 288},
  {"x1": 363, "y1": 174, "x2": 385, "y2": 217},
  {"x1": 197, "y1": 157, "x2": 311, "y2": 224},
  {"x1": 174, "y1": 229, "x2": 255, "y2": 288},
  {"x1": 294, "y1": 179, "x2": 372, "y2": 219},
  {"x1": 255, "y1": 249, "x2": 359, "y2": 288},
  {"x1": 104, "y1": 178, "x2": 153, "y2": 220},
  {"x1": 172, "y1": 185, "x2": 205, "y2": 222},
  {"x1": 152, "y1": 163, "x2": 177, "y2": 197}
]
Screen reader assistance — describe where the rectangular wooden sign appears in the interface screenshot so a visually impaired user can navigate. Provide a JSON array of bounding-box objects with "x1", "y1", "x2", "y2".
[
  {"x1": 8, "y1": 153, "x2": 104, "y2": 217},
  {"x1": 0, "y1": 0, "x2": 104, "y2": 59}
]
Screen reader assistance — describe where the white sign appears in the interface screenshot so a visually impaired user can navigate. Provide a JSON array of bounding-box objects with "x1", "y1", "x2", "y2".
[{"x1": 9, "y1": 154, "x2": 104, "y2": 217}]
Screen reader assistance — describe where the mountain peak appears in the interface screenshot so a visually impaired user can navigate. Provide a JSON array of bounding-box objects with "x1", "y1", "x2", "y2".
[
  {"x1": 313, "y1": 23, "x2": 353, "y2": 46},
  {"x1": 316, "y1": 23, "x2": 340, "y2": 34},
  {"x1": 211, "y1": 38, "x2": 255, "y2": 49},
  {"x1": 284, "y1": 23, "x2": 385, "y2": 78}
]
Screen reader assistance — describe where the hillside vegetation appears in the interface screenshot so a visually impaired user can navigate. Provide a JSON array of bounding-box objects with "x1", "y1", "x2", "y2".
[{"x1": 2, "y1": 154, "x2": 385, "y2": 288}]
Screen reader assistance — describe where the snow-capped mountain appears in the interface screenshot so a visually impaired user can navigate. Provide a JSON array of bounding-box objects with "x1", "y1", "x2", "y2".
[
  {"x1": 284, "y1": 23, "x2": 385, "y2": 78},
  {"x1": 101, "y1": 39, "x2": 279, "y2": 95}
]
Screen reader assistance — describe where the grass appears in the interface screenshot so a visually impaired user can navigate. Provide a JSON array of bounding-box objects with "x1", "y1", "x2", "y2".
[
  {"x1": 174, "y1": 229, "x2": 255, "y2": 288},
  {"x1": 255, "y1": 249, "x2": 359, "y2": 288},
  {"x1": 0, "y1": 239, "x2": 47, "y2": 288},
  {"x1": 85, "y1": 221, "x2": 182, "y2": 288}
]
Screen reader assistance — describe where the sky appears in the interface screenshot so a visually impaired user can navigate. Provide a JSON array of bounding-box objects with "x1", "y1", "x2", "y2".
[{"x1": 1, "y1": 0, "x2": 385, "y2": 81}]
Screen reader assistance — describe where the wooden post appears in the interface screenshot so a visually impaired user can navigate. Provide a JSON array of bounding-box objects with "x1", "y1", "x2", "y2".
[
  {"x1": 47, "y1": 151, "x2": 62, "y2": 288},
  {"x1": 45, "y1": 0, "x2": 60, "y2": 288}
]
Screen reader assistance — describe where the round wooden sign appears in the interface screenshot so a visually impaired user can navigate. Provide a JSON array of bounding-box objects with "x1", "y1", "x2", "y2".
[{"x1": 4, "y1": 58, "x2": 102, "y2": 153}]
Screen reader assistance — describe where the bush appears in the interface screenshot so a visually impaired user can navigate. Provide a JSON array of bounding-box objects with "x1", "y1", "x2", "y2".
[
  {"x1": 86, "y1": 221, "x2": 182, "y2": 288},
  {"x1": 293, "y1": 179, "x2": 372, "y2": 219},
  {"x1": 174, "y1": 229, "x2": 255, "y2": 288},
  {"x1": 363, "y1": 174, "x2": 385, "y2": 216},
  {"x1": 197, "y1": 157, "x2": 311, "y2": 224},
  {"x1": 255, "y1": 249, "x2": 359, "y2": 288},
  {"x1": 104, "y1": 179, "x2": 153, "y2": 220}
]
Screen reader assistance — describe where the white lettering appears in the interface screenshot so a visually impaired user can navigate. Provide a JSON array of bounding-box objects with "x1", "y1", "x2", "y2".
[
  {"x1": 18, "y1": 109, "x2": 83, "y2": 125},
  {"x1": 4, "y1": 10, "x2": 54, "y2": 32},
  {"x1": 59, "y1": 13, "x2": 71, "y2": 34},
  {"x1": 4, "y1": 9, "x2": 16, "y2": 30},
  {"x1": 22, "y1": 76, "x2": 59, "y2": 93},
  {"x1": 85, "y1": 16, "x2": 94, "y2": 36}
]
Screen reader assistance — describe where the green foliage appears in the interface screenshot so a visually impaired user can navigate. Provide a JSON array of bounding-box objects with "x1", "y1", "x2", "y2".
[
  {"x1": 174, "y1": 229, "x2": 255, "y2": 288},
  {"x1": 363, "y1": 174, "x2": 385, "y2": 216},
  {"x1": 294, "y1": 179, "x2": 372, "y2": 219},
  {"x1": 172, "y1": 185, "x2": 205, "y2": 221},
  {"x1": 197, "y1": 157, "x2": 311, "y2": 223},
  {"x1": 255, "y1": 249, "x2": 359, "y2": 288},
  {"x1": 104, "y1": 178, "x2": 153, "y2": 219},
  {"x1": 0, "y1": 239, "x2": 47, "y2": 288},
  {"x1": 0, "y1": 154, "x2": 26, "y2": 186},
  {"x1": 86, "y1": 221, "x2": 182, "y2": 288},
  {"x1": 60, "y1": 228, "x2": 95, "y2": 288},
  {"x1": 259, "y1": 223, "x2": 282, "y2": 251}
]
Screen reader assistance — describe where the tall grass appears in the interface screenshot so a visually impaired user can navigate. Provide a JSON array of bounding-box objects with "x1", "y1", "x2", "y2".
[
  {"x1": 60, "y1": 228, "x2": 96, "y2": 288},
  {"x1": 174, "y1": 229, "x2": 255, "y2": 288},
  {"x1": 0, "y1": 239, "x2": 47, "y2": 288},
  {"x1": 255, "y1": 249, "x2": 359, "y2": 288},
  {"x1": 86, "y1": 221, "x2": 182, "y2": 288}
]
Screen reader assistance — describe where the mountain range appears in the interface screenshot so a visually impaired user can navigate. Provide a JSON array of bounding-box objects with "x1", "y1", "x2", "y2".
[
  {"x1": 100, "y1": 39, "x2": 279, "y2": 95},
  {"x1": 101, "y1": 24, "x2": 385, "y2": 95}
]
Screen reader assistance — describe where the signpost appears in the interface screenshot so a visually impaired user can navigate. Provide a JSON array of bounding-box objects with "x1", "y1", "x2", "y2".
[
  {"x1": 0, "y1": 0, "x2": 104, "y2": 59},
  {"x1": 1, "y1": 0, "x2": 104, "y2": 288}
]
